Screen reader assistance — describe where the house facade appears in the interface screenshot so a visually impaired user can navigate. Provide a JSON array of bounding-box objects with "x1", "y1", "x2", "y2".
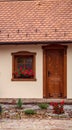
[{"x1": 0, "y1": 0, "x2": 72, "y2": 99}]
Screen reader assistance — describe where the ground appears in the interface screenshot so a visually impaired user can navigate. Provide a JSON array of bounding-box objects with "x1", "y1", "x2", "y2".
[
  {"x1": 0, "y1": 118, "x2": 72, "y2": 130},
  {"x1": 0, "y1": 103, "x2": 72, "y2": 130}
]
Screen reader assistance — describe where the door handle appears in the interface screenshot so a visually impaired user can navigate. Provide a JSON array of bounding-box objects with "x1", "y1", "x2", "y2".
[{"x1": 48, "y1": 71, "x2": 51, "y2": 77}]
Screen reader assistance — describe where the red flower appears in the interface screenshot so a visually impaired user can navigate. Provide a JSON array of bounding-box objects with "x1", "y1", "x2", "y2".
[
  {"x1": 54, "y1": 102, "x2": 58, "y2": 106},
  {"x1": 20, "y1": 66, "x2": 22, "y2": 71},
  {"x1": 50, "y1": 102, "x2": 54, "y2": 106},
  {"x1": 50, "y1": 101, "x2": 64, "y2": 114},
  {"x1": 21, "y1": 71, "x2": 24, "y2": 75},
  {"x1": 30, "y1": 69, "x2": 32, "y2": 72},
  {"x1": 32, "y1": 72, "x2": 34, "y2": 76},
  {"x1": 60, "y1": 100, "x2": 64, "y2": 105},
  {"x1": 24, "y1": 70, "x2": 29, "y2": 75},
  {"x1": 15, "y1": 72, "x2": 18, "y2": 75},
  {"x1": 60, "y1": 107, "x2": 63, "y2": 111}
]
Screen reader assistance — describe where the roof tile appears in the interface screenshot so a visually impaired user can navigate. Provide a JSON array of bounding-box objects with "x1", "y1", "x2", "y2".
[{"x1": 0, "y1": 0, "x2": 72, "y2": 42}]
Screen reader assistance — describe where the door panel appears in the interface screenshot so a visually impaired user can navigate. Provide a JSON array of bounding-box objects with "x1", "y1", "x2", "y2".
[{"x1": 47, "y1": 49, "x2": 64, "y2": 98}]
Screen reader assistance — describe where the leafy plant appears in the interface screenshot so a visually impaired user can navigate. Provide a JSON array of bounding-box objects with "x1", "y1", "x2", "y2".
[
  {"x1": 38, "y1": 103, "x2": 48, "y2": 109},
  {"x1": 17, "y1": 98, "x2": 23, "y2": 109},
  {"x1": 24, "y1": 109, "x2": 36, "y2": 115},
  {"x1": 50, "y1": 100, "x2": 64, "y2": 114}
]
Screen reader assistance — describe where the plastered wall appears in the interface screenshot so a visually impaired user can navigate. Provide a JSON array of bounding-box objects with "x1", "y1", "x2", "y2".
[
  {"x1": 67, "y1": 44, "x2": 72, "y2": 99},
  {"x1": 0, "y1": 45, "x2": 43, "y2": 98},
  {"x1": 0, "y1": 44, "x2": 72, "y2": 99}
]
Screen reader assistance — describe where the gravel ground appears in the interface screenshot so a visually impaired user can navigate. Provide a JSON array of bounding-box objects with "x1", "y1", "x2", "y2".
[
  {"x1": 0, "y1": 104, "x2": 72, "y2": 119},
  {"x1": 0, "y1": 118, "x2": 72, "y2": 130},
  {"x1": 0, "y1": 104, "x2": 72, "y2": 130}
]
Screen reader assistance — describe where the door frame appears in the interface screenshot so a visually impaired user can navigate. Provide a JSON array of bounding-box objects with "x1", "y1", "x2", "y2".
[{"x1": 42, "y1": 44, "x2": 67, "y2": 98}]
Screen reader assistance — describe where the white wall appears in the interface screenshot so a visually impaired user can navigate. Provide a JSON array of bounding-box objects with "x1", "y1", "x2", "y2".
[
  {"x1": 67, "y1": 44, "x2": 72, "y2": 99},
  {"x1": 0, "y1": 45, "x2": 43, "y2": 98},
  {"x1": 0, "y1": 44, "x2": 72, "y2": 99}
]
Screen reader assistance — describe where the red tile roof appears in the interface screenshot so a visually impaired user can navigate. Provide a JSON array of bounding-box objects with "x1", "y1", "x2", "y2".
[{"x1": 0, "y1": 0, "x2": 72, "y2": 42}]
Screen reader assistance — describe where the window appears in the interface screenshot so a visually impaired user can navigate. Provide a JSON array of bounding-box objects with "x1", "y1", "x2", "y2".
[{"x1": 11, "y1": 51, "x2": 36, "y2": 81}]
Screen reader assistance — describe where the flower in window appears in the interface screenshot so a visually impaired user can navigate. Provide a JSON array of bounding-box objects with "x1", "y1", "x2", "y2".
[{"x1": 14, "y1": 67, "x2": 34, "y2": 78}]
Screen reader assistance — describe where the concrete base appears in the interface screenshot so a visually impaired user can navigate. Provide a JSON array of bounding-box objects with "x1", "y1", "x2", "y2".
[{"x1": 0, "y1": 98, "x2": 72, "y2": 104}]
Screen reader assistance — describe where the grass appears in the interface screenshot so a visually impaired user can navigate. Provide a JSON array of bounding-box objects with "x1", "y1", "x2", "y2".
[
  {"x1": 38, "y1": 103, "x2": 48, "y2": 109},
  {"x1": 24, "y1": 109, "x2": 36, "y2": 115},
  {"x1": 17, "y1": 98, "x2": 23, "y2": 109}
]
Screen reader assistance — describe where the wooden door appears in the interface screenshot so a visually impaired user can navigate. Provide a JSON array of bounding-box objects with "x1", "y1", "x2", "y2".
[{"x1": 47, "y1": 49, "x2": 64, "y2": 98}]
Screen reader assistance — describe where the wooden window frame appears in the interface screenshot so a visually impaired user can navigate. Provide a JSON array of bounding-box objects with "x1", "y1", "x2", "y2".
[{"x1": 11, "y1": 51, "x2": 36, "y2": 81}]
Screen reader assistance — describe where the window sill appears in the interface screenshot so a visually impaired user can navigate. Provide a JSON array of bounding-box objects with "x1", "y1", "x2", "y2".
[{"x1": 11, "y1": 78, "x2": 37, "y2": 81}]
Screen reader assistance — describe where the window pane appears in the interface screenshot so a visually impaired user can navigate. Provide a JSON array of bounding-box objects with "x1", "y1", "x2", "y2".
[
  {"x1": 17, "y1": 57, "x2": 24, "y2": 69},
  {"x1": 17, "y1": 56, "x2": 33, "y2": 70},
  {"x1": 25, "y1": 57, "x2": 32, "y2": 69}
]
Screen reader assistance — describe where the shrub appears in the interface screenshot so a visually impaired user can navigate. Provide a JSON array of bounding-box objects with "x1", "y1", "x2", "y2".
[
  {"x1": 38, "y1": 103, "x2": 48, "y2": 109},
  {"x1": 24, "y1": 109, "x2": 36, "y2": 115},
  {"x1": 17, "y1": 98, "x2": 23, "y2": 109},
  {"x1": 50, "y1": 100, "x2": 64, "y2": 114}
]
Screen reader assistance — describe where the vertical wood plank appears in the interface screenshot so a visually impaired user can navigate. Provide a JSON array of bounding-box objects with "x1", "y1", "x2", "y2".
[{"x1": 43, "y1": 50, "x2": 47, "y2": 98}]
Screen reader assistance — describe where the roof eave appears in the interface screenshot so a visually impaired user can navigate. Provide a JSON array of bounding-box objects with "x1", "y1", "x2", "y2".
[{"x1": 0, "y1": 40, "x2": 72, "y2": 45}]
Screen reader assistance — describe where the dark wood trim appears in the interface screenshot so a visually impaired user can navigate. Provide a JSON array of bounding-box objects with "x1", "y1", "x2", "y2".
[
  {"x1": 64, "y1": 49, "x2": 67, "y2": 98},
  {"x1": 0, "y1": 41, "x2": 72, "y2": 45},
  {"x1": 33, "y1": 53, "x2": 36, "y2": 80},
  {"x1": 11, "y1": 51, "x2": 36, "y2": 81},
  {"x1": 43, "y1": 44, "x2": 67, "y2": 98},
  {"x1": 12, "y1": 55, "x2": 14, "y2": 79},
  {"x1": 43, "y1": 50, "x2": 47, "y2": 98},
  {"x1": 11, "y1": 51, "x2": 36, "y2": 56},
  {"x1": 11, "y1": 78, "x2": 37, "y2": 81},
  {"x1": 42, "y1": 44, "x2": 68, "y2": 50}
]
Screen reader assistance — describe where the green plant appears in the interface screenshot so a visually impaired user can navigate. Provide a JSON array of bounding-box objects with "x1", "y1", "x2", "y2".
[
  {"x1": 38, "y1": 103, "x2": 48, "y2": 109},
  {"x1": 50, "y1": 100, "x2": 64, "y2": 114},
  {"x1": 24, "y1": 109, "x2": 36, "y2": 115},
  {"x1": 17, "y1": 98, "x2": 23, "y2": 109},
  {"x1": 0, "y1": 105, "x2": 2, "y2": 115}
]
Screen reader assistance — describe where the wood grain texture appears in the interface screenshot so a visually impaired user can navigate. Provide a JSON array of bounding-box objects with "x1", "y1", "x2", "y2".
[{"x1": 43, "y1": 44, "x2": 67, "y2": 98}]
